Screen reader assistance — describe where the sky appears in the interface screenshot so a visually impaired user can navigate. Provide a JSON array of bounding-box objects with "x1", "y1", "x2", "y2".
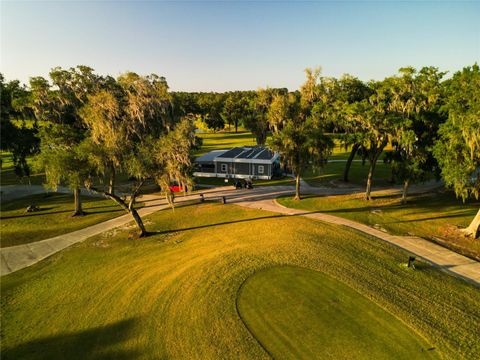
[{"x1": 1, "y1": 1, "x2": 479, "y2": 92}]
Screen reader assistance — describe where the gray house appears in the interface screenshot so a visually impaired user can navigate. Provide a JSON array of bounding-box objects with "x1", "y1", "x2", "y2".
[{"x1": 194, "y1": 147, "x2": 280, "y2": 180}]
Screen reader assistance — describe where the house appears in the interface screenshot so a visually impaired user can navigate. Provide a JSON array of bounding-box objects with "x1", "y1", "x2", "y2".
[{"x1": 194, "y1": 146, "x2": 280, "y2": 180}]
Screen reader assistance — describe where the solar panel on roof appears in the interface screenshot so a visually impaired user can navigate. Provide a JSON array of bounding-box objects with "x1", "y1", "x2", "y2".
[
  {"x1": 256, "y1": 149, "x2": 274, "y2": 160},
  {"x1": 217, "y1": 147, "x2": 245, "y2": 158}
]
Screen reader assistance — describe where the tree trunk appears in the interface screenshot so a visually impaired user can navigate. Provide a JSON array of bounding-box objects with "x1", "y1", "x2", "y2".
[
  {"x1": 462, "y1": 208, "x2": 480, "y2": 239},
  {"x1": 365, "y1": 157, "x2": 378, "y2": 200},
  {"x1": 87, "y1": 183, "x2": 147, "y2": 237},
  {"x1": 235, "y1": 120, "x2": 238, "y2": 133},
  {"x1": 401, "y1": 179, "x2": 409, "y2": 204},
  {"x1": 130, "y1": 207, "x2": 147, "y2": 237},
  {"x1": 294, "y1": 174, "x2": 301, "y2": 200},
  {"x1": 72, "y1": 187, "x2": 84, "y2": 216},
  {"x1": 343, "y1": 143, "x2": 359, "y2": 182},
  {"x1": 108, "y1": 163, "x2": 116, "y2": 194},
  {"x1": 365, "y1": 140, "x2": 387, "y2": 201}
]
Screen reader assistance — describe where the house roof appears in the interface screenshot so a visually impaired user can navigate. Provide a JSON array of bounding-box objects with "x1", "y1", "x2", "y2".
[
  {"x1": 196, "y1": 146, "x2": 278, "y2": 164},
  {"x1": 217, "y1": 147, "x2": 275, "y2": 160},
  {"x1": 195, "y1": 149, "x2": 228, "y2": 162}
]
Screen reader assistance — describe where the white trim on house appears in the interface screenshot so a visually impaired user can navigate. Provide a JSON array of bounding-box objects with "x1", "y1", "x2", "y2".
[{"x1": 193, "y1": 172, "x2": 218, "y2": 178}]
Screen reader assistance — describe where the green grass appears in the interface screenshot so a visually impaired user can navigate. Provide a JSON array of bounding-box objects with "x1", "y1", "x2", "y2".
[
  {"x1": 303, "y1": 159, "x2": 393, "y2": 187},
  {"x1": 278, "y1": 190, "x2": 480, "y2": 260},
  {"x1": 195, "y1": 131, "x2": 259, "y2": 156},
  {"x1": 1, "y1": 203, "x2": 479, "y2": 359},
  {"x1": 0, "y1": 193, "x2": 130, "y2": 247},
  {"x1": 1, "y1": 152, "x2": 45, "y2": 186},
  {"x1": 238, "y1": 266, "x2": 437, "y2": 359}
]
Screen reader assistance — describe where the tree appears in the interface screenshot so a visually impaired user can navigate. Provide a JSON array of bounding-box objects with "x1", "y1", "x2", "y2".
[
  {"x1": 334, "y1": 75, "x2": 372, "y2": 182},
  {"x1": 346, "y1": 80, "x2": 395, "y2": 200},
  {"x1": 35, "y1": 124, "x2": 89, "y2": 216},
  {"x1": 269, "y1": 68, "x2": 333, "y2": 200},
  {"x1": 31, "y1": 66, "x2": 99, "y2": 214},
  {"x1": 434, "y1": 64, "x2": 480, "y2": 238},
  {"x1": 0, "y1": 74, "x2": 39, "y2": 181},
  {"x1": 388, "y1": 67, "x2": 445, "y2": 202},
  {"x1": 81, "y1": 72, "x2": 194, "y2": 237},
  {"x1": 196, "y1": 93, "x2": 225, "y2": 132},
  {"x1": 223, "y1": 93, "x2": 249, "y2": 133}
]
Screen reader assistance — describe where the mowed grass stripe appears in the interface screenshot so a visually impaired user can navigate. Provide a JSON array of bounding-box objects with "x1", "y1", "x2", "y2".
[
  {"x1": 237, "y1": 265, "x2": 438, "y2": 359},
  {"x1": 1, "y1": 203, "x2": 479, "y2": 359}
]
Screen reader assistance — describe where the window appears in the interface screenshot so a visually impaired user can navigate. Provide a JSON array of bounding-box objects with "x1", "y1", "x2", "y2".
[
  {"x1": 221, "y1": 164, "x2": 228, "y2": 172},
  {"x1": 258, "y1": 165, "x2": 264, "y2": 174}
]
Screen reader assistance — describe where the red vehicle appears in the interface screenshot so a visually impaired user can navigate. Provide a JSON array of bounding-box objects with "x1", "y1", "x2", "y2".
[{"x1": 169, "y1": 184, "x2": 185, "y2": 193}]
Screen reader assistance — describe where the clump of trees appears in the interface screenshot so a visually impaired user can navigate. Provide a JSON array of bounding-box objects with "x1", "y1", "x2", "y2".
[
  {"x1": 0, "y1": 74, "x2": 39, "y2": 182},
  {"x1": 1, "y1": 62, "x2": 478, "y2": 238},
  {"x1": 434, "y1": 64, "x2": 480, "y2": 238},
  {"x1": 269, "y1": 68, "x2": 333, "y2": 199},
  {"x1": 11, "y1": 66, "x2": 196, "y2": 237}
]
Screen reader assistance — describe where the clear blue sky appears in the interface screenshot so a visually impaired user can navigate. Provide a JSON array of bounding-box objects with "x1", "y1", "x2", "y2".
[{"x1": 1, "y1": 1, "x2": 479, "y2": 91}]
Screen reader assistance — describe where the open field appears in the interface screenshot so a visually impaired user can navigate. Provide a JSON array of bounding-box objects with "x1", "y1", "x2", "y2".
[
  {"x1": 0, "y1": 193, "x2": 130, "y2": 248},
  {"x1": 1, "y1": 203, "x2": 479, "y2": 359},
  {"x1": 278, "y1": 190, "x2": 480, "y2": 260},
  {"x1": 238, "y1": 266, "x2": 437, "y2": 359}
]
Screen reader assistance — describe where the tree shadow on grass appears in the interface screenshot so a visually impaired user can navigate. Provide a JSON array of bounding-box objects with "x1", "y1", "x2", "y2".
[
  {"x1": 1, "y1": 208, "x2": 123, "y2": 220},
  {"x1": 2, "y1": 318, "x2": 141, "y2": 360},
  {"x1": 149, "y1": 213, "x2": 308, "y2": 237}
]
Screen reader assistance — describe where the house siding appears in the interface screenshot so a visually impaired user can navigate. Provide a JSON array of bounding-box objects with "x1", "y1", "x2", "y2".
[
  {"x1": 234, "y1": 162, "x2": 250, "y2": 176},
  {"x1": 253, "y1": 163, "x2": 271, "y2": 177}
]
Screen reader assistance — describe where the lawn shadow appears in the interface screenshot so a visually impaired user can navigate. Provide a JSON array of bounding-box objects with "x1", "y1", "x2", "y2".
[
  {"x1": 2, "y1": 318, "x2": 141, "y2": 360},
  {"x1": 149, "y1": 213, "x2": 287, "y2": 236},
  {"x1": 1, "y1": 208, "x2": 123, "y2": 220}
]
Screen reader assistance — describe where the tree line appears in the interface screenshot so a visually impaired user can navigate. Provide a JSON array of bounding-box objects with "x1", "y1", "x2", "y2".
[{"x1": 1, "y1": 64, "x2": 479, "y2": 238}]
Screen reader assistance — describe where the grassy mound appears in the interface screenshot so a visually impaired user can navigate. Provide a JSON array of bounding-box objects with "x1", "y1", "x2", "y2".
[
  {"x1": 1, "y1": 203, "x2": 479, "y2": 359},
  {"x1": 238, "y1": 265, "x2": 437, "y2": 359}
]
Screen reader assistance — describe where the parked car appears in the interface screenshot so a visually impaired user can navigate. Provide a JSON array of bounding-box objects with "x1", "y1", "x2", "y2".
[{"x1": 169, "y1": 184, "x2": 185, "y2": 193}]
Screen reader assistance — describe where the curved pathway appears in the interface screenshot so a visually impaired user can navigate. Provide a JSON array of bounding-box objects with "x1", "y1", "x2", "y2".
[{"x1": 1, "y1": 184, "x2": 479, "y2": 287}]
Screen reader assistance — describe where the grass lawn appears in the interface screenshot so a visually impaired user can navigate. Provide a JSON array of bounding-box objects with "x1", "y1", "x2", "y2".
[
  {"x1": 278, "y1": 190, "x2": 480, "y2": 260},
  {"x1": 303, "y1": 160, "x2": 393, "y2": 187},
  {"x1": 1, "y1": 152, "x2": 45, "y2": 186},
  {"x1": 0, "y1": 193, "x2": 131, "y2": 248},
  {"x1": 195, "y1": 131, "x2": 259, "y2": 156},
  {"x1": 1, "y1": 203, "x2": 479, "y2": 359},
  {"x1": 238, "y1": 266, "x2": 437, "y2": 359}
]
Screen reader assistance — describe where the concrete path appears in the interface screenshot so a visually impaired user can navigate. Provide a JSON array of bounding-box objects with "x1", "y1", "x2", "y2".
[
  {"x1": 1, "y1": 184, "x2": 479, "y2": 287},
  {"x1": 236, "y1": 196, "x2": 480, "y2": 286},
  {"x1": 0, "y1": 193, "x2": 168, "y2": 275}
]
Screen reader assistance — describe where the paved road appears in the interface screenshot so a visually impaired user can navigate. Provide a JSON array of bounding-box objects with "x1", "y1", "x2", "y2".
[{"x1": 2, "y1": 183, "x2": 479, "y2": 287}]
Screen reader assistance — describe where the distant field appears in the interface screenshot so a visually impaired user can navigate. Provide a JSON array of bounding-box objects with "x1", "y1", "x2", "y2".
[
  {"x1": 1, "y1": 203, "x2": 478, "y2": 359},
  {"x1": 278, "y1": 190, "x2": 480, "y2": 260}
]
